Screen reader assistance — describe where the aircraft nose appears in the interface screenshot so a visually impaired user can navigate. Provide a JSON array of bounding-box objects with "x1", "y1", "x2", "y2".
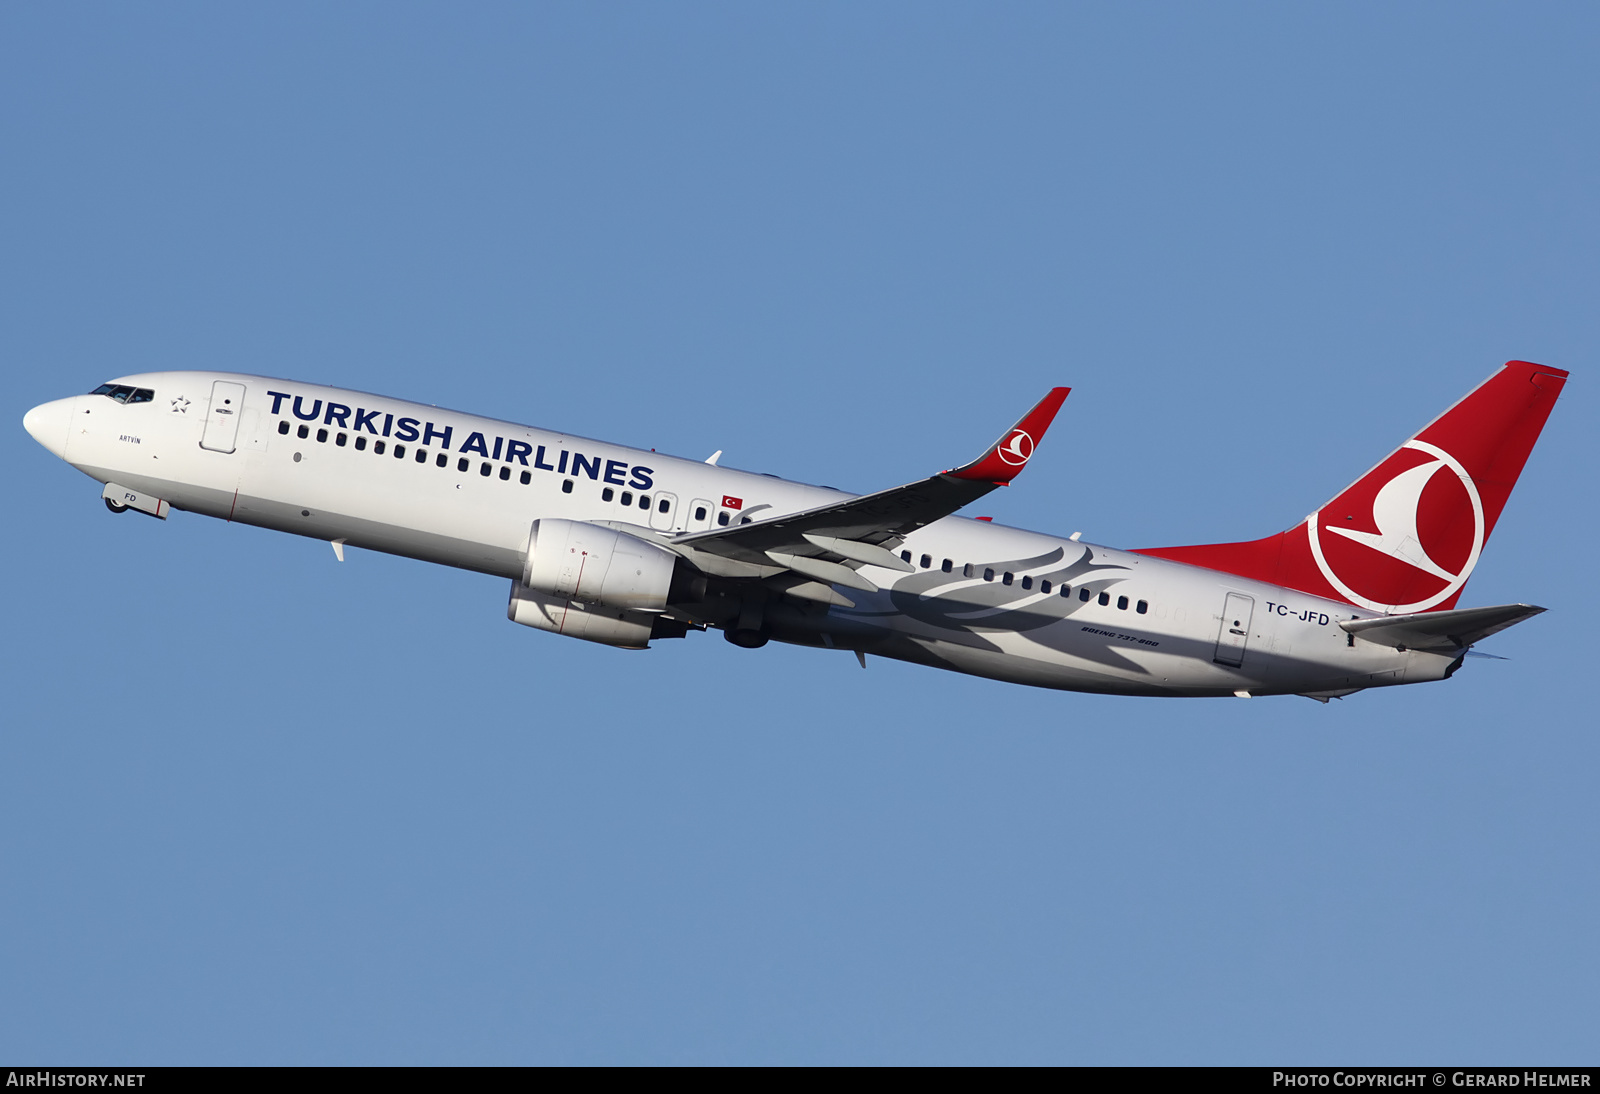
[{"x1": 23, "y1": 397, "x2": 75, "y2": 459}]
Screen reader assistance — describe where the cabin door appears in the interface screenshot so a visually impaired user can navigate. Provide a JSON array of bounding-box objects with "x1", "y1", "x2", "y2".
[
  {"x1": 200, "y1": 381, "x2": 247, "y2": 453},
  {"x1": 686, "y1": 499, "x2": 715, "y2": 532},
  {"x1": 650, "y1": 491, "x2": 678, "y2": 532},
  {"x1": 1213, "y1": 592, "x2": 1255, "y2": 667}
]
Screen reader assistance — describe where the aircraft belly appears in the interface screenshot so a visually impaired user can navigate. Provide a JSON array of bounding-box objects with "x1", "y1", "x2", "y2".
[
  {"x1": 234, "y1": 437, "x2": 535, "y2": 575},
  {"x1": 76, "y1": 460, "x2": 527, "y2": 579},
  {"x1": 230, "y1": 496, "x2": 524, "y2": 577},
  {"x1": 820, "y1": 579, "x2": 1419, "y2": 697},
  {"x1": 818, "y1": 600, "x2": 1189, "y2": 695},
  {"x1": 890, "y1": 635, "x2": 1163, "y2": 694},
  {"x1": 72, "y1": 462, "x2": 237, "y2": 520}
]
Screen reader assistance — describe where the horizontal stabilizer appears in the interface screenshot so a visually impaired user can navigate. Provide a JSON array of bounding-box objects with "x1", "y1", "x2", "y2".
[{"x1": 1339, "y1": 603, "x2": 1545, "y2": 652}]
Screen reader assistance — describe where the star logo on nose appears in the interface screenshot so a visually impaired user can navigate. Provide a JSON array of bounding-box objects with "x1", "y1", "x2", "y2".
[{"x1": 170, "y1": 397, "x2": 189, "y2": 414}]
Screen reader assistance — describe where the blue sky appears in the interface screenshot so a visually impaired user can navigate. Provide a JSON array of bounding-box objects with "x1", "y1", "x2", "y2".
[{"x1": 3, "y1": 2, "x2": 1596, "y2": 1064}]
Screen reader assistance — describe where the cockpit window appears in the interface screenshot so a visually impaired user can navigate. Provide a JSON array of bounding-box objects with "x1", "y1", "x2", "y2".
[{"x1": 88, "y1": 384, "x2": 154, "y2": 404}]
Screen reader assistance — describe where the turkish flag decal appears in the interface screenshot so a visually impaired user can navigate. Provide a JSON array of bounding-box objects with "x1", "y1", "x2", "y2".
[{"x1": 721, "y1": 495, "x2": 743, "y2": 510}]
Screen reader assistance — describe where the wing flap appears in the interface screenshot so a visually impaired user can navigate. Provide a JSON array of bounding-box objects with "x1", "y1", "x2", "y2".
[
  {"x1": 802, "y1": 533, "x2": 916, "y2": 572},
  {"x1": 766, "y1": 551, "x2": 880, "y2": 593}
]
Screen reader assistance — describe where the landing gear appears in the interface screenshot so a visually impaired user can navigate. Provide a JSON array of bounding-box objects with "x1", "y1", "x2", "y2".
[
  {"x1": 104, "y1": 497, "x2": 129, "y2": 513},
  {"x1": 725, "y1": 628, "x2": 769, "y2": 649},
  {"x1": 724, "y1": 590, "x2": 770, "y2": 648}
]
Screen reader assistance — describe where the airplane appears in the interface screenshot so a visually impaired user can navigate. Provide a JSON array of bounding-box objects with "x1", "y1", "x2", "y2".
[{"x1": 21, "y1": 360, "x2": 1566, "y2": 701}]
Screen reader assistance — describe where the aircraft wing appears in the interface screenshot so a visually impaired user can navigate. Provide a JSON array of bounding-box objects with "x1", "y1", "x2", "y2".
[
  {"x1": 1339, "y1": 603, "x2": 1546, "y2": 653},
  {"x1": 670, "y1": 388, "x2": 1069, "y2": 597}
]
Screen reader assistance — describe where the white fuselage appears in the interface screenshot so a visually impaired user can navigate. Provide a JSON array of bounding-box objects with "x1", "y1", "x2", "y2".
[{"x1": 28, "y1": 372, "x2": 1456, "y2": 698}]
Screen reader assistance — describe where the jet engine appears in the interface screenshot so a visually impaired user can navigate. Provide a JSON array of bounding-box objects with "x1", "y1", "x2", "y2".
[
  {"x1": 507, "y1": 582, "x2": 660, "y2": 649},
  {"x1": 509, "y1": 519, "x2": 691, "y2": 648},
  {"x1": 521, "y1": 518, "x2": 678, "y2": 611}
]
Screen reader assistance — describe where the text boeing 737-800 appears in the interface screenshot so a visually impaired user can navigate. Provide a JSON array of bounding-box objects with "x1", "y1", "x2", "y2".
[{"x1": 23, "y1": 360, "x2": 1566, "y2": 700}]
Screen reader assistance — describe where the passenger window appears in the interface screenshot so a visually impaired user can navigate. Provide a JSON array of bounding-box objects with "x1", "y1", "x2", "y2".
[
  {"x1": 1040, "y1": 580, "x2": 1051, "y2": 594},
  {"x1": 1098, "y1": 592, "x2": 1110, "y2": 606},
  {"x1": 336, "y1": 433, "x2": 347, "y2": 447},
  {"x1": 640, "y1": 495, "x2": 651, "y2": 510},
  {"x1": 1021, "y1": 576, "x2": 1033, "y2": 590},
  {"x1": 963, "y1": 563, "x2": 974, "y2": 578},
  {"x1": 520, "y1": 470, "x2": 531, "y2": 485},
  {"x1": 436, "y1": 453, "x2": 447, "y2": 467},
  {"x1": 717, "y1": 511, "x2": 730, "y2": 526},
  {"x1": 562, "y1": 479, "x2": 573, "y2": 494},
  {"x1": 695, "y1": 506, "x2": 707, "y2": 521},
  {"x1": 278, "y1": 421, "x2": 290, "y2": 435},
  {"x1": 1136, "y1": 600, "x2": 1148, "y2": 614},
  {"x1": 1080, "y1": 588, "x2": 1091, "y2": 601},
  {"x1": 917, "y1": 554, "x2": 929, "y2": 569},
  {"x1": 458, "y1": 458, "x2": 468, "y2": 472},
  {"x1": 297, "y1": 424, "x2": 310, "y2": 439},
  {"x1": 394, "y1": 445, "x2": 406, "y2": 458},
  {"x1": 740, "y1": 516, "x2": 750, "y2": 524},
  {"x1": 657, "y1": 498, "x2": 669, "y2": 513},
  {"x1": 901, "y1": 551, "x2": 913, "y2": 563},
  {"x1": 316, "y1": 428, "x2": 328, "y2": 443},
  {"x1": 941, "y1": 559, "x2": 952, "y2": 573},
  {"x1": 984, "y1": 568, "x2": 994, "y2": 582},
  {"x1": 1060, "y1": 584, "x2": 1070, "y2": 598},
  {"x1": 479, "y1": 462, "x2": 491, "y2": 476},
  {"x1": 1117, "y1": 595, "x2": 1129, "y2": 610},
  {"x1": 416, "y1": 448, "x2": 428, "y2": 463},
  {"x1": 374, "y1": 440, "x2": 385, "y2": 454},
  {"x1": 1002, "y1": 572, "x2": 1013, "y2": 585},
  {"x1": 603, "y1": 488, "x2": 615, "y2": 502},
  {"x1": 619, "y1": 491, "x2": 631, "y2": 505},
  {"x1": 499, "y1": 466, "x2": 510, "y2": 480},
  {"x1": 355, "y1": 436, "x2": 367, "y2": 451}
]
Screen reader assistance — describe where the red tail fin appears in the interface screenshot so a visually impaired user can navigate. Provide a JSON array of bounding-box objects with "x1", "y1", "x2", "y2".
[{"x1": 1134, "y1": 361, "x2": 1569, "y2": 613}]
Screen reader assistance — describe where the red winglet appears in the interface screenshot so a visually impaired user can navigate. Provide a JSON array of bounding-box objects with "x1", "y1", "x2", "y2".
[{"x1": 946, "y1": 387, "x2": 1071, "y2": 484}]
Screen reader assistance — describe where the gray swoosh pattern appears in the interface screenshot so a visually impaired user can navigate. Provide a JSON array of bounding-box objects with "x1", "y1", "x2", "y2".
[{"x1": 842, "y1": 545, "x2": 1130, "y2": 632}]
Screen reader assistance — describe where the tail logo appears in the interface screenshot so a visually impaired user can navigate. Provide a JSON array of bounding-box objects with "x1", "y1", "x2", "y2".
[
  {"x1": 996, "y1": 429, "x2": 1035, "y2": 467},
  {"x1": 1306, "y1": 440, "x2": 1485, "y2": 613}
]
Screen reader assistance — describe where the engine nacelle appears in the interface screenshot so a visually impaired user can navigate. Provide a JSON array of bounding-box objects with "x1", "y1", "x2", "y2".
[
  {"x1": 521, "y1": 518, "x2": 677, "y2": 612},
  {"x1": 507, "y1": 582, "x2": 659, "y2": 649}
]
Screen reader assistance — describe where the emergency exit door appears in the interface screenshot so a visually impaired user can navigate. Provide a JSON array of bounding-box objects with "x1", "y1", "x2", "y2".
[
  {"x1": 1213, "y1": 592, "x2": 1255, "y2": 667},
  {"x1": 686, "y1": 499, "x2": 715, "y2": 532},
  {"x1": 650, "y1": 492, "x2": 678, "y2": 532},
  {"x1": 200, "y1": 381, "x2": 247, "y2": 453}
]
